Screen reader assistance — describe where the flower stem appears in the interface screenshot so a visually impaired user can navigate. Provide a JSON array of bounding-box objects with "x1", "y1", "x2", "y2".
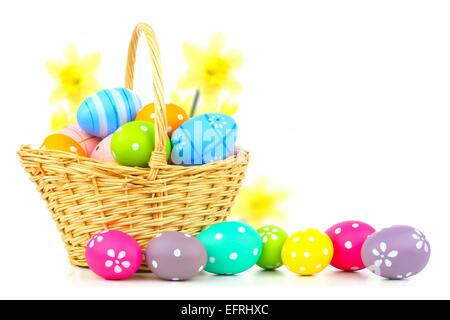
[{"x1": 190, "y1": 89, "x2": 200, "y2": 118}]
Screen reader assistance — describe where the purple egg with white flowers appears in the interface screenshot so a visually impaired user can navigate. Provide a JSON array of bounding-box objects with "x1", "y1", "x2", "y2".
[
  {"x1": 145, "y1": 231, "x2": 207, "y2": 281},
  {"x1": 361, "y1": 225, "x2": 430, "y2": 280}
]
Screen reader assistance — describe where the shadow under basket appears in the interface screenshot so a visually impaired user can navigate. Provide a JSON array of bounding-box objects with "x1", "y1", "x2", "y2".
[{"x1": 16, "y1": 22, "x2": 249, "y2": 270}]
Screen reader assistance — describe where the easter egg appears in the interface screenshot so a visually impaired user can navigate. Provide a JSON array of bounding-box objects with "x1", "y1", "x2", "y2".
[
  {"x1": 170, "y1": 113, "x2": 237, "y2": 166},
  {"x1": 136, "y1": 103, "x2": 189, "y2": 137},
  {"x1": 145, "y1": 231, "x2": 207, "y2": 281},
  {"x1": 361, "y1": 225, "x2": 431, "y2": 280},
  {"x1": 256, "y1": 225, "x2": 288, "y2": 270},
  {"x1": 41, "y1": 134, "x2": 86, "y2": 157},
  {"x1": 197, "y1": 221, "x2": 262, "y2": 275},
  {"x1": 85, "y1": 230, "x2": 142, "y2": 280},
  {"x1": 325, "y1": 220, "x2": 375, "y2": 272},
  {"x1": 60, "y1": 125, "x2": 101, "y2": 156},
  {"x1": 111, "y1": 121, "x2": 171, "y2": 167},
  {"x1": 77, "y1": 88, "x2": 143, "y2": 138},
  {"x1": 281, "y1": 228, "x2": 333, "y2": 275},
  {"x1": 90, "y1": 134, "x2": 115, "y2": 162}
]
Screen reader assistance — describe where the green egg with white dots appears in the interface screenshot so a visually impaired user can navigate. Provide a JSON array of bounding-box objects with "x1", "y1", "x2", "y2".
[
  {"x1": 111, "y1": 121, "x2": 171, "y2": 167},
  {"x1": 196, "y1": 221, "x2": 262, "y2": 275},
  {"x1": 256, "y1": 225, "x2": 288, "y2": 270}
]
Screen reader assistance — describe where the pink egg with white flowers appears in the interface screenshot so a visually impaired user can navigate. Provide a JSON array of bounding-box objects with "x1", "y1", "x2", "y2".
[
  {"x1": 90, "y1": 134, "x2": 115, "y2": 162},
  {"x1": 325, "y1": 220, "x2": 375, "y2": 272},
  {"x1": 85, "y1": 230, "x2": 142, "y2": 280},
  {"x1": 60, "y1": 125, "x2": 100, "y2": 156}
]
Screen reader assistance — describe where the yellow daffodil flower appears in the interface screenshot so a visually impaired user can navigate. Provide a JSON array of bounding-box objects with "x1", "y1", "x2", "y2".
[
  {"x1": 231, "y1": 177, "x2": 289, "y2": 228},
  {"x1": 46, "y1": 45, "x2": 101, "y2": 112},
  {"x1": 178, "y1": 33, "x2": 243, "y2": 103}
]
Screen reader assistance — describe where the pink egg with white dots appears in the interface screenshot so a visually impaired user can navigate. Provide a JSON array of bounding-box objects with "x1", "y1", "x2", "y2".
[
  {"x1": 325, "y1": 221, "x2": 375, "y2": 272},
  {"x1": 85, "y1": 230, "x2": 142, "y2": 280},
  {"x1": 60, "y1": 125, "x2": 100, "y2": 156},
  {"x1": 90, "y1": 134, "x2": 115, "y2": 162}
]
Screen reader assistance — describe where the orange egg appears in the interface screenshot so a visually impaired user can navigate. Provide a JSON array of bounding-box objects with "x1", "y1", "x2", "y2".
[
  {"x1": 41, "y1": 134, "x2": 87, "y2": 157},
  {"x1": 136, "y1": 103, "x2": 189, "y2": 137}
]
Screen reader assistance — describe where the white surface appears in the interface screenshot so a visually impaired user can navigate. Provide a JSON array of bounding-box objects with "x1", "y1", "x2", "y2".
[
  {"x1": 1, "y1": 0, "x2": 450, "y2": 299},
  {"x1": 1, "y1": 264, "x2": 444, "y2": 300}
]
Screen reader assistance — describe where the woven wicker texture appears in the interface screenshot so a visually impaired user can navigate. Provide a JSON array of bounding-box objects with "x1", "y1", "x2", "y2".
[{"x1": 17, "y1": 22, "x2": 249, "y2": 269}]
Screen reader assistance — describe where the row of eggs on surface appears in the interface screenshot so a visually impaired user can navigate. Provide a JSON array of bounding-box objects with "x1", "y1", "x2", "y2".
[
  {"x1": 85, "y1": 220, "x2": 430, "y2": 281},
  {"x1": 41, "y1": 88, "x2": 238, "y2": 167}
]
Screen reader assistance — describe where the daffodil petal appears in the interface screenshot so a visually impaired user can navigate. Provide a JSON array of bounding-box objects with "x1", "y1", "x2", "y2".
[
  {"x1": 50, "y1": 108, "x2": 69, "y2": 132},
  {"x1": 223, "y1": 76, "x2": 242, "y2": 94},
  {"x1": 220, "y1": 99, "x2": 238, "y2": 116},
  {"x1": 177, "y1": 71, "x2": 202, "y2": 90},
  {"x1": 170, "y1": 91, "x2": 182, "y2": 104},
  {"x1": 183, "y1": 43, "x2": 206, "y2": 65},
  {"x1": 200, "y1": 89, "x2": 220, "y2": 103},
  {"x1": 79, "y1": 78, "x2": 101, "y2": 99},
  {"x1": 64, "y1": 44, "x2": 79, "y2": 64},
  {"x1": 46, "y1": 60, "x2": 65, "y2": 78},
  {"x1": 272, "y1": 190, "x2": 290, "y2": 201},
  {"x1": 80, "y1": 52, "x2": 101, "y2": 73},
  {"x1": 208, "y1": 33, "x2": 226, "y2": 54},
  {"x1": 225, "y1": 50, "x2": 243, "y2": 69}
]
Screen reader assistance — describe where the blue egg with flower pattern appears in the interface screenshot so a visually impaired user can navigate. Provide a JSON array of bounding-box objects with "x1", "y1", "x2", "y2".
[
  {"x1": 170, "y1": 113, "x2": 237, "y2": 166},
  {"x1": 77, "y1": 88, "x2": 143, "y2": 138}
]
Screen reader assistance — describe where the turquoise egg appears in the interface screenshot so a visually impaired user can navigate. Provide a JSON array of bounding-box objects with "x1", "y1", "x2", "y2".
[
  {"x1": 196, "y1": 221, "x2": 262, "y2": 275},
  {"x1": 77, "y1": 88, "x2": 142, "y2": 138},
  {"x1": 170, "y1": 113, "x2": 237, "y2": 166}
]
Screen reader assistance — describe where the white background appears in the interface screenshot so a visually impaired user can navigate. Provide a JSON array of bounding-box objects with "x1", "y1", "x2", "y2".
[{"x1": 1, "y1": 0, "x2": 449, "y2": 299}]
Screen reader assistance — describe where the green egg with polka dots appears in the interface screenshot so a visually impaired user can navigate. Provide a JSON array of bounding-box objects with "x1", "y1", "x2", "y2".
[
  {"x1": 196, "y1": 221, "x2": 262, "y2": 275},
  {"x1": 111, "y1": 121, "x2": 171, "y2": 168},
  {"x1": 256, "y1": 225, "x2": 288, "y2": 270}
]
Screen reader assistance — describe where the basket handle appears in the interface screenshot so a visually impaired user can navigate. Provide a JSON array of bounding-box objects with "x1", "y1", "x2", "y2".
[{"x1": 125, "y1": 22, "x2": 168, "y2": 167}]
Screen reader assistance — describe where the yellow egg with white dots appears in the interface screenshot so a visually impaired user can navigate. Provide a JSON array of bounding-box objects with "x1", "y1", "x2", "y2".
[{"x1": 281, "y1": 228, "x2": 334, "y2": 275}]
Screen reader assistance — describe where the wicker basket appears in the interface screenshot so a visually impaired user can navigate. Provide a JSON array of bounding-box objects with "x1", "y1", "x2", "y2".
[{"x1": 17, "y1": 22, "x2": 249, "y2": 270}]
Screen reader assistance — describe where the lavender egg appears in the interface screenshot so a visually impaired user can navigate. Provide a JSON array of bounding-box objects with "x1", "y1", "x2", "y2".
[
  {"x1": 145, "y1": 231, "x2": 207, "y2": 281},
  {"x1": 361, "y1": 225, "x2": 430, "y2": 280}
]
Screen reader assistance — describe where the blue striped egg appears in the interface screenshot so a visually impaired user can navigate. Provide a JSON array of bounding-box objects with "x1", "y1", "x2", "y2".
[
  {"x1": 77, "y1": 88, "x2": 143, "y2": 138},
  {"x1": 170, "y1": 113, "x2": 237, "y2": 166}
]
